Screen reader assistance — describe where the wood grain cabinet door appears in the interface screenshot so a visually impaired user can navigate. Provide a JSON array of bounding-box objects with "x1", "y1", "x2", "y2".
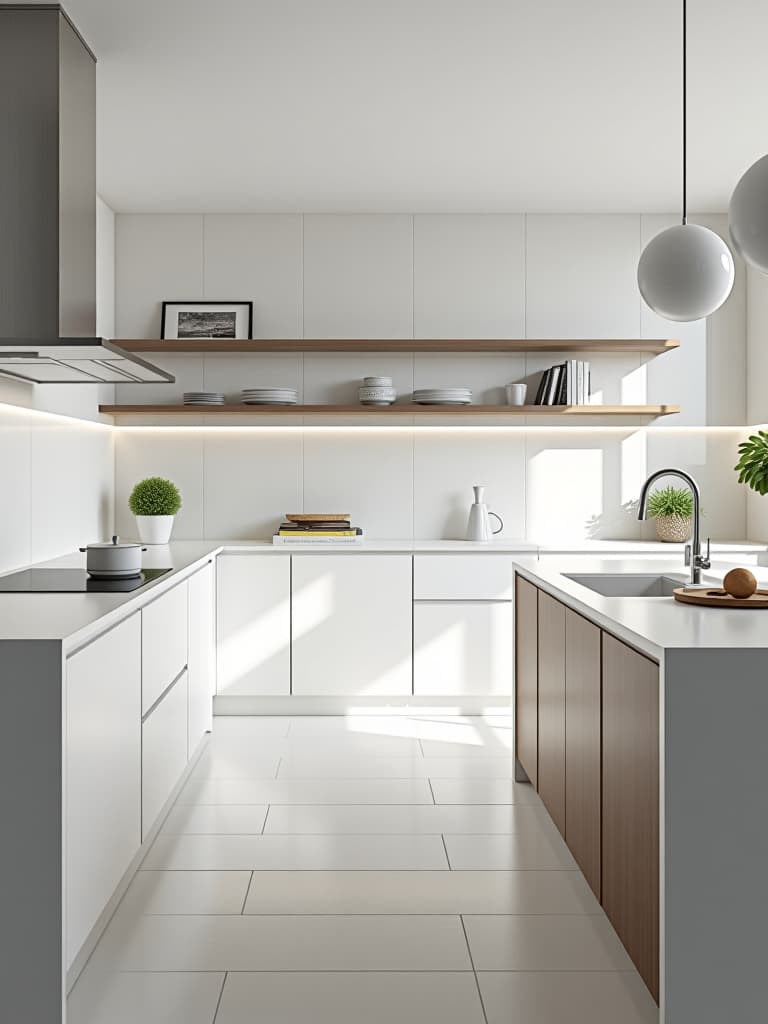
[
  {"x1": 602, "y1": 632, "x2": 660, "y2": 1003},
  {"x1": 564, "y1": 608, "x2": 601, "y2": 899},
  {"x1": 514, "y1": 575, "x2": 538, "y2": 788},
  {"x1": 537, "y1": 590, "x2": 566, "y2": 836}
]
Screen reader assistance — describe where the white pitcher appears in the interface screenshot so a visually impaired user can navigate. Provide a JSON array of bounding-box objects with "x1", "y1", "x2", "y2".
[{"x1": 466, "y1": 485, "x2": 504, "y2": 542}]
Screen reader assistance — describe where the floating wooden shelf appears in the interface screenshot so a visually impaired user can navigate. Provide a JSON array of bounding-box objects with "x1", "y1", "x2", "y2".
[
  {"x1": 114, "y1": 339, "x2": 680, "y2": 355},
  {"x1": 100, "y1": 403, "x2": 680, "y2": 418}
]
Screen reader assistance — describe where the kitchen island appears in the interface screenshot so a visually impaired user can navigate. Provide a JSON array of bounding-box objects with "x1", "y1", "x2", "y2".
[{"x1": 513, "y1": 554, "x2": 768, "y2": 1024}]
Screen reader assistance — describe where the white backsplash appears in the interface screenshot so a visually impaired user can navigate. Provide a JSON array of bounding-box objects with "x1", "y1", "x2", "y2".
[{"x1": 111, "y1": 212, "x2": 749, "y2": 543}]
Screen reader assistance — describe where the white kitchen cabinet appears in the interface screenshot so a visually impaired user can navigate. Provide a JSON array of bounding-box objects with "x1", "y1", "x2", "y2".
[
  {"x1": 65, "y1": 614, "x2": 141, "y2": 968},
  {"x1": 413, "y1": 601, "x2": 512, "y2": 696},
  {"x1": 142, "y1": 582, "x2": 188, "y2": 714},
  {"x1": 187, "y1": 562, "x2": 215, "y2": 751},
  {"x1": 292, "y1": 554, "x2": 413, "y2": 696},
  {"x1": 142, "y1": 671, "x2": 189, "y2": 840},
  {"x1": 414, "y1": 554, "x2": 513, "y2": 601},
  {"x1": 217, "y1": 554, "x2": 291, "y2": 695}
]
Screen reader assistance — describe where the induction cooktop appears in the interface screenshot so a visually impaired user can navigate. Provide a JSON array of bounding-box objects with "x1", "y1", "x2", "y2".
[{"x1": 0, "y1": 567, "x2": 173, "y2": 594}]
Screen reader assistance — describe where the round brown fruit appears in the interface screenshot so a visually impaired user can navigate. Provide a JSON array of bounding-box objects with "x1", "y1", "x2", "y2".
[{"x1": 723, "y1": 568, "x2": 758, "y2": 599}]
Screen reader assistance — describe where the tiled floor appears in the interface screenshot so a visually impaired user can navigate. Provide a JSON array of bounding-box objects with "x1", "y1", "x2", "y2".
[{"x1": 68, "y1": 714, "x2": 659, "y2": 1024}]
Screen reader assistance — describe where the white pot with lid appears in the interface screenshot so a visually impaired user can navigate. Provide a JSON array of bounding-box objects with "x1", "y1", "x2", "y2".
[{"x1": 79, "y1": 536, "x2": 147, "y2": 579}]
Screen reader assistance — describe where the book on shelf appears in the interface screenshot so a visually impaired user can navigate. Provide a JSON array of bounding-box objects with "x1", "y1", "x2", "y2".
[
  {"x1": 272, "y1": 535, "x2": 364, "y2": 545},
  {"x1": 534, "y1": 360, "x2": 591, "y2": 405},
  {"x1": 277, "y1": 530, "x2": 361, "y2": 537},
  {"x1": 277, "y1": 520, "x2": 361, "y2": 536}
]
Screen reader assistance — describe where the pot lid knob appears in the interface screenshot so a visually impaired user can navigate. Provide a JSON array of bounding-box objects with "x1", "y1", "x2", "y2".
[{"x1": 112, "y1": 535, "x2": 119, "y2": 545}]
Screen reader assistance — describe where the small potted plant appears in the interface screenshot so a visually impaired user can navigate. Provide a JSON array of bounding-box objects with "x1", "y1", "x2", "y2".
[
  {"x1": 645, "y1": 485, "x2": 694, "y2": 542},
  {"x1": 128, "y1": 477, "x2": 182, "y2": 545},
  {"x1": 735, "y1": 431, "x2": 768, "y2": 495}
]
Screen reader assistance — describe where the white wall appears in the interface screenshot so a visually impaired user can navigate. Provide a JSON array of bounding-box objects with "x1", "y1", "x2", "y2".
[
  {"x1": 112, "y1": 213, "x2": 748, "y2": 543},
  {"x1": 0, "y1": 197, "x2": 117, "y2": 573}
]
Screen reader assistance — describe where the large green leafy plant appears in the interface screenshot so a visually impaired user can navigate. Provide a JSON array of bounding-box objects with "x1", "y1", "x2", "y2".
[
  {"x1": 128, "y1": 477, "x2": 182, "y2": 516},
  {"x1": 735, "y1": 432, "x2": 768, "y2": 496},
  {"x1": 645, "y1": 485, "x2": 694, "y2": 519}
]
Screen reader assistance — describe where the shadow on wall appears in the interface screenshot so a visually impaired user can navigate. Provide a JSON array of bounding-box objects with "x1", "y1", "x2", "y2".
[{"x1": 586, "y1": 500, "x2": 640, "y2": 540}]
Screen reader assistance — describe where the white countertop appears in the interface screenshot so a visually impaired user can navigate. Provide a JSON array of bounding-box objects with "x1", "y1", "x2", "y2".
[
  {"x1": 0, "y1": 543, "x2": 222, "y2": 648},
  {"x1": 0, "y1": 538, "x2": 764, "y2": 649},
  {"x1": 514, "y1": 554, "x2": 768, "y2": 658}
]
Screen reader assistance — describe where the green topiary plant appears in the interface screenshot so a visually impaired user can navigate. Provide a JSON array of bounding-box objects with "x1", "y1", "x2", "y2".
[
  {"x1": 645, "y1": 485, "x2": 694, "y2": 519},
  {"x1": 128, "y1": 477, "x2": 182, "y2": 516},
  {"x1": 735, "y1": 431, "x2": 768, "y2": 495}
]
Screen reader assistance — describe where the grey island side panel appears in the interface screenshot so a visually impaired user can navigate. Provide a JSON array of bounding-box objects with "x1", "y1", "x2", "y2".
[
  {"x1": 0, "y1": 640, "x2": 66, "y2": 1024},
  {"x1": 662, "y1": 647, "x2": 768, "y2": 1023}
]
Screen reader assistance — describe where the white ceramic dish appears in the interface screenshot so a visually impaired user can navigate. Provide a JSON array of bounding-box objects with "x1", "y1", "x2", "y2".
[
  {"x1": 363, "y1": 376, "x2": 393, "y2": 387},
  {"x1": 415, "y1": 395, "x2": 475, "y2": 403}
]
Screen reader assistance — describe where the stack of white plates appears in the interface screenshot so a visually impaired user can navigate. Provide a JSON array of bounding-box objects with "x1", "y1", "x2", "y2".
[
  {"x1": 183, "y1": 392, "x2": 225, "y2": 406},
  {"x1": 359, "y1": 375, "x2": 396, "y2": 406},
  {"x1": 241, "y1": 387, "x2": 298, "y2": 405},
  {"x1": 413, "y1": 387, "x2": 472, "y2": 405}
]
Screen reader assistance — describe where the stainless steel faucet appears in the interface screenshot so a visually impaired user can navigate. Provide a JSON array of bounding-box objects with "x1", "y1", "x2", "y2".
[{"x1": 637, "y1": 469, "x2": 710, "y2": 585}]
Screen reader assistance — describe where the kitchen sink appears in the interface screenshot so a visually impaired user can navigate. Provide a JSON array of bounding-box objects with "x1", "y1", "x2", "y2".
[{"x1": 564, "y1": 573, "x2": 688, "y2": 597}]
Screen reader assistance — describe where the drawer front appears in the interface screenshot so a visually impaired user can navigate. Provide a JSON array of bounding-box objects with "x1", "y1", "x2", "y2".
[
  {"x1": 65, "y1": 614, "x2": 141, "y2": 967},
  {"x1": 414, "y1": 555, "x2": 512, "y2": 601},
  {"x1": 142, "y1": 581, "x2": 188, "y2": 714},
  {"x1": 142, "y1": 670, "x2": 188, "y2": 840},
  {"x1": 188, "y1": 563, "x2": 215, "y2": 751},
  {"x1": 414, "y1": 602, "x2": 512, "y2": 695}
]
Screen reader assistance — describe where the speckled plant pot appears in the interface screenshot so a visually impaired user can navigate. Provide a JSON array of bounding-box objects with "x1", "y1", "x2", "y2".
[{"x1": 654, "y1": 515, "x2": 693, "y2": 543}]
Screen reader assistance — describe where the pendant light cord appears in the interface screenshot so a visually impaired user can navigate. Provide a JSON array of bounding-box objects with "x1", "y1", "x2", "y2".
[{"x1": 682, "y1": 0, "x2": 687, "y2": 225}]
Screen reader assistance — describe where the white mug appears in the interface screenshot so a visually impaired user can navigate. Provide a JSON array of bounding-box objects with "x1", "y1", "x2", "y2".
[{"x1": 506, "y1": 383, "x2": 528, "y2": 406}]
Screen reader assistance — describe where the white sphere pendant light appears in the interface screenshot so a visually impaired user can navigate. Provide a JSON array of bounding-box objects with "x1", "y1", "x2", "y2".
[
  {"x1": 637, "y1": 0, "x2": 734, "y2": 321},
  {"x1": 638, "y1": 223, "x2": 734, "y2": 321},
  {"x1": 729, "y1": 154, "x2": 768, "y2": 273}
]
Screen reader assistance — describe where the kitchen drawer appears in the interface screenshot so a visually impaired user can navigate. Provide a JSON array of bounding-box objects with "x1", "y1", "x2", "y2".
[
  {"x1": 414, "y1": 601, "x2": 512, "y2": 695},
  {"x1": 414, "y1": 554, "x2": 512, "y2": 601},
  {"x1": 142, "y1": 670, "x2": 188, "y2": 840},
  {"x1": 65, "y1": 614, "x2": 141, "y2": 968},
  {"x1": 188, "y1": 563, "x2": 215, "y2": 751},
  {"x1": 142, "y1": 581, "x2": 188, "y2": 714}
]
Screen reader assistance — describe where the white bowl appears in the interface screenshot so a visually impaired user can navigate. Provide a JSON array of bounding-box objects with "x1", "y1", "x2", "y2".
[
  {"x1": 359, "y1": 389, "x2": 396, "y2": 401},
  {"x1": 363, "y1": 376, "x2": 393, "y2": 387}
]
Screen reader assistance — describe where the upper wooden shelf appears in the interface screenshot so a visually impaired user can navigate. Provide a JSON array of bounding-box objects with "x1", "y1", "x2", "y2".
[{"x1": 114, "y1": 339, "x2": 680, "y2": 355}]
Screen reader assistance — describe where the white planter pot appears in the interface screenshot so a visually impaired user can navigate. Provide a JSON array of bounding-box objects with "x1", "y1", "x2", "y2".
[
  {"x1": 654, "y1": 515, "x2": 693, "y2": 543},
  {"x1": 135, "y1": 515, "x2": 175, "y2": 545}
]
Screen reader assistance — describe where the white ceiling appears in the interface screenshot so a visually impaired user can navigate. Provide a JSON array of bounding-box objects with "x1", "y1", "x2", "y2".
[{"x1": 54, "y1": 0, "x2": 768, "y2": 213}]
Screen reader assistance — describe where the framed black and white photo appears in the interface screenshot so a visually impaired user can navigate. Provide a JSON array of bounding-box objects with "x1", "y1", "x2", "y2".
[{"x1": 161, "y1": 301, "x2": 253, "y2": 340}]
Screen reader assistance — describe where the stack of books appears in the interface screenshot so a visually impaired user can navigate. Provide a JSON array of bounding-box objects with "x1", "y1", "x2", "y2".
[
  {"x1": 273, "y1": 514, "x2": 364, "y2": 545},
  {"x1": 534, "y1": 360, "x2": 591, "y2": 406}
]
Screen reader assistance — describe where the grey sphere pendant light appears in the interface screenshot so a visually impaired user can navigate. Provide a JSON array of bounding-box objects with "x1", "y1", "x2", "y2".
[
  {"x1": 730, "y1": 154, "x2": 768, "y2": 273},
  {"x1": 637, "y1": 0, "x2": 734, "y2": 321}
]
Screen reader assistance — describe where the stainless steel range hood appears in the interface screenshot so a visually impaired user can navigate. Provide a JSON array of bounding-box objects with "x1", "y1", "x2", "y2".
[
  {"x1": 0, "y1": 339, "x2": 175, "y2": 384},
  {"x1": 0, "y1": 5, "x2": 173, "y2": 386}
]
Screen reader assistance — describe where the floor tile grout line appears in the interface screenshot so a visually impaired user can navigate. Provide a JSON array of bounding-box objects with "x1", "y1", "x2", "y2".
[
  {"x1": 240, "y1": 871, "x2": 254, "y2": 914},
  {"x1": 98, "y1": 967, "x2": 636, "y2": 974},
  {"x1": 428, "y1": 778, "x2": 437, "y2": 805},
  {"x1": 460, "y1": 914, "x2": 490, "y2": 1024},
  {"x1": 211, "y1": 970, "x2": 227, "y2": 1024},
  {"x1": 261, "y1": 806, "x2": 271, "y2": 834},
  {"x1": 441, "y1": 833, "x2": 452, "y2": 869}
]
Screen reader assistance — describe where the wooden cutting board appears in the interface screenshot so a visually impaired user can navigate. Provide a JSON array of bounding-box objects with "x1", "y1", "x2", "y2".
[
  {"x1": 673, "y1": 587, "x2": 768, "y2": 608},
  {"x1": 286, "y1": 513, "x2": 350, "y2": 522}
]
